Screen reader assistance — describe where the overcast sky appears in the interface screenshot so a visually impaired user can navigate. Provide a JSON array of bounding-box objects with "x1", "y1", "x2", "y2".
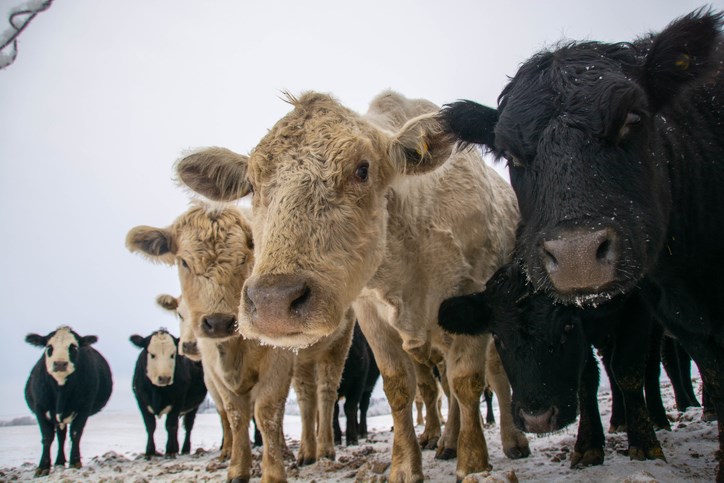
[{"x1": 0, "y1": 0, "x2": 710, "y2": 417}]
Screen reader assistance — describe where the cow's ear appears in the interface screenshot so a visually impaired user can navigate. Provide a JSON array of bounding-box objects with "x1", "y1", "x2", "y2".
[
  {"x1": 438, "y1": 292, "x2": 493, "y2": 336},
  {"x1": 440, "y1": 100, "x2": 498, "y2": 148},
  {"x1": 176, "y1": 147, "x2": 251, "y2": 202},
  {"x1": 389, "y1": 112, "x2": 457, "y2": 175},
  {"x1": 643, "y1": 8, "x2": 722, "y2": 111},
  {"x1": 130, "y1": 335, "x2": 146, "y2": 349},
  {"x1": 25, "y1": 333, "x2": 47, "y2": 347},
  {"x1": 79, "y1": 335, "x2": 97, "y2": 346},
  {"x1": 126, "y1": 226, "x2": 176, "y2": 265},
  {"x1": 156, "y1": 294, "x2": 179, "y2": 312}
]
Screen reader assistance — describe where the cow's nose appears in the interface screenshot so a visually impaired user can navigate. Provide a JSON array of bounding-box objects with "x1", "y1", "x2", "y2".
[
  {"x1": 181, "y1": 341, "x2": 199, "y2": 356},
  {"x1": 201, "y1": 314, "x2": 238, "y2": 338},
  {"x1": 157, "y1": 376, "x2": 172, "y2": 386},
  {"x1": 53, "y1": 361, "x2": 69, "y2": 372},
  {"x1": 243, "y1": 273, "x2": 315, "y2": 337},
  {"x1": 519, "y1": 406, "x2": 559, "y2": 433},
  {"x1": 541, "y1": 228, "x2": 618, "y2": 293}
]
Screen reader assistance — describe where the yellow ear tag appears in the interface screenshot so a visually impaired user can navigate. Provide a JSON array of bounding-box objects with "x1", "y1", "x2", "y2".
[
  {"x1": 675, "y1": 54, "x2": 690, "y2": 71},
  {"x1": 415, "y1": 142, "x2": 429, "y2": 158}
]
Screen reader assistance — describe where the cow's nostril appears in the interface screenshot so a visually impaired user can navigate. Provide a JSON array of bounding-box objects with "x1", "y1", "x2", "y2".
[
  {"x1": 596, "y1": 238, "x2": 614, "y2": 263},
  {"x1": 290, "y1": 286, "x2": 311, "y2": 315}
]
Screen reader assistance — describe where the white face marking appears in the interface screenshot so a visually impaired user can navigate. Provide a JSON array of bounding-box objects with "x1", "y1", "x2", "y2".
[
  {"x1": 44, "y1": 327, "x2": 78, "y2": 386},
  {"x1": 146, "y1": 332, "x2": 176, "y2": 387},
  {"x1": 45, "y1": 411, "x2": 51, "y2": 420}
]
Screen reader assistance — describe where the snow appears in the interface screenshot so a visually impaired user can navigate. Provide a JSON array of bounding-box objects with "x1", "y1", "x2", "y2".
[{"x1": 0, "y1": 376, "x2": 717, "y2": 482}]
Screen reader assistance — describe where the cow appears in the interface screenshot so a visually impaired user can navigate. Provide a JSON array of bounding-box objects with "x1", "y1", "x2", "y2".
[
  {"x1": 24, "y1": 326, "x2": 113, "y2": 477},
  {"x1": 175, "y1": 90, "x2": 530, "y2": 481},
  {"x1": 334, "y1": 321, "x2": 380, "y2": 446},
  {"x1": 130, "y1": 328, "x2": 207, "y2": 458},
  {"x1": 439, "y1": 262, "x2": 703, "y2": 468},
  {"x1": 127, "y1": 203, "x2": 294, "y2": 482},
  {"x1": 127, "y1": 202, "x2": 355, "y2": 481},
  {"x1": 439, "y1": 9, "x2": 724, "y2": 480},
  {"x1": 156, "y1": 293, "x2": 263, "y2": 449}
]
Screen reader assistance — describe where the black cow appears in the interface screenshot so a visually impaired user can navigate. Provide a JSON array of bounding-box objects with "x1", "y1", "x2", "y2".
[
  {"x1": 334, "y1": 322, "x2": 380, "y2": 445},
  {"x1": 131, "y1": 329, "x2": 207, "y2": 458},
  {"x1": 439, "y1": 263, "x2": 676, "y2": 467},
  {"x1": 25, "y1": 326, "x2": 113, "y2": 477},
  {"x1": 441, "y1": 9, "x2": 723, "y2": 480}
]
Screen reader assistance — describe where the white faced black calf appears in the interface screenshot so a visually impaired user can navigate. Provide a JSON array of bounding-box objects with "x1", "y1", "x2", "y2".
[
  {"x1": 439, "y1": 264, "x2": 668, "y2": 467},
  {"x1": 24, "y1": 326, "x2": 113, "y2": 477},
  {"x1": 441, "y1": 9, "x2": 724, "y2": 479},
  {"x1": 130, "y1": 329, "x2": 207, "y2": 458}
]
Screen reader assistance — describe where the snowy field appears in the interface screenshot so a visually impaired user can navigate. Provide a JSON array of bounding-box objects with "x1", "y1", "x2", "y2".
[{"x1": 0, "y1": 376, "x2": 717, "y2": 482}]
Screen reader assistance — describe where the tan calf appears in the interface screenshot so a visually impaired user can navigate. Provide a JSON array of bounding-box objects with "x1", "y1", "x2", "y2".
[
  {"x1": 176, "y1": 90, "x2": 530, "y2": 481},
  {"x1": 127, "y1": 204, "x2": 293, "y2": 482}
]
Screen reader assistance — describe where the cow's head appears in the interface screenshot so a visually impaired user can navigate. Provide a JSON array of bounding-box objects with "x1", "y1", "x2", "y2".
[
  {"x1": 126, "y1": 203, "x2": 254, "y2": 342},
  {"x1": 130, "y1": 329, "x2": 178, "y2": 387},
  {"x1": 156, "y1": 294, "x2": 199, "y2": 361},
  {"x1": 177, "y1": 91, "x2": 456, "y2": 348},
  {"x1": 26, "y1": 326, "x2": 97, "y2": 386},
  {"x1": 441, "y1": 9, "x2": 722, "y2": 306},
  {"x1": 439, "y1": 264, "x2": 587, "y2": 433}
]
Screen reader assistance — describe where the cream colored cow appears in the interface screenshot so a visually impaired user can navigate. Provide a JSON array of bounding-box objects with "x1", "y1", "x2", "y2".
[{"x1": 176, "y1": 91, "x2": 530, "y2": 481}]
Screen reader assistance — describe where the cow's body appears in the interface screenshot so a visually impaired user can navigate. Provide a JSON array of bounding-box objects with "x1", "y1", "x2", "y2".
[
  {"x1": 130, "y1": 329, "x2": 207, "y2": 458},
  {"x1": 176, "y1": 90, "x2": 529, "y2": 481},
  {"x1": 25, "y1": 327, "x2": 112, "y2": 476},
  {"x1": 441, "y1": 10, "x2": 724, "y2": 480}
]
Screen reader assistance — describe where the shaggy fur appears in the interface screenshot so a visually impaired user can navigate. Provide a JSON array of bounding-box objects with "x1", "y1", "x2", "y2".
[
  {"x1": 176, "y1": 90, "x2": 528, "y2": 481},
  {"x1": 440, "y1": 9, "x2": 724, "y2": 479}
]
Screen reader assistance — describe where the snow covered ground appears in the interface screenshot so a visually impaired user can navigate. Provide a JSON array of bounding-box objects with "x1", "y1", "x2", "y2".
[{"x1": 0, "y1": 376, "x2": 717, "y2": 482}]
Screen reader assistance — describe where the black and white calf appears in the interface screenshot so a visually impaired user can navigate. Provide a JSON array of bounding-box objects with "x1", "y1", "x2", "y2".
[
  {"x1": 25, "y1": 326, "x2": 113, "y2": 477},
  {"x1": 130, "y1": 329, "x2": 207, "y2": 458}
]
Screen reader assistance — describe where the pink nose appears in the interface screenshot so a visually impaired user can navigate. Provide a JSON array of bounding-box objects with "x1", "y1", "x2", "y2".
[
  {"x1": 243, "y1": 273, "x2": 315, "y2": 337},
  {"x1": 519, "y1": 406, "x2": 559, "y2": 433},
  {"x1": 541, "y1": 228, "x2": 618, "y2": 293}
]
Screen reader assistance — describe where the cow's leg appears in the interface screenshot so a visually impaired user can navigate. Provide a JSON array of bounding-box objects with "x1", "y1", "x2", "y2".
[
  {"x1": 414, "y1": 361, "x2": 442, "y2": 450},
  {"x1": 181, "y1": 408, "x2": 198, "y2": 454},
  {"x1": 292, "y1": 357, "x2": 318, "y2": 466},
  {"x1": 483, "y1": 386, "x2": 495, "y2": 426},
  {"x1": 571, "y1": 347, "x2": 605, "y2": 467},
  {"x1": 139, "y1": 404, "x2": 158, "y2": 458},
  {"x1": 314, "y1": 317, "x2": 353, "y2": 462},
  {"x1": 34, "y1": 412, "x2": 54, "y2": 476},
  {"x1": 356, "y1": 304, "x2": 423, "y2": 483},
  {"x1": 486, "y1": 343, "x2": 530, "y2": 459},
  {"x1": 610, "y1": 314, "x2": 665, "y2": 462},
  {"x1": 600, "y1": 347, "x2": 626, "y2": 433},
  {"x1": 343, "y1": 394, "x2": 361, "y2": 445},
  {"x1": 224, "y1": 393, "x2": 252, "y2": 483},
  {"x1": 207, "y1": 378, "x2": 233, "y2": 460},
  {"x1": 333, "y1": 399, "x2": 343, "y2": 445},
  {"x1": 414, "y1": 390, "x2": 424, "y2": 426},
  {"x1": 436, "y1": 387, "x2": 459, "y2": 460},
  {"x1": 644, "y1": 323, "x2": 670, "y2": 430},
  {"x1": 661, "y1": 336, "x2": 700, "y2": 411},
  {"x1": 164, "y1": 411, "x2": 181, "y2": 458},
  {"x1": 446, "y1": 334, "x2": 491, "y2": 480},
  {"x1": 68, "y1": 413, "x2": 89, "y2": 469},
  {"x1": 252, "y1": 416, "x2": 263, "y2": 447},
  {"x1": 359, "y1": 389, "x2": 372, "y2": 438},
  {"x1": 54, "y1": 425, "x2": 67, "y2": 467},
  {"x1": 255, "y1": 361, "x2": 293, "y2": 483}
]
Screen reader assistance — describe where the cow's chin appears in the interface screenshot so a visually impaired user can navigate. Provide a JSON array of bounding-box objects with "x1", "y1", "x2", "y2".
[{"x1": 237, "y1": 319, "x2": 330, "y2": 350}]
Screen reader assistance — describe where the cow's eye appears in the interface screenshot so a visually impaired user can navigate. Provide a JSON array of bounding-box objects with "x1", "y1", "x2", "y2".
[
  {"x1": 46, "y1": 346, "x2": 53, "y2": 356},
  {"x1": 247, "y1": 179, "x2": 255, "y2": 195},
  {"x1": 179, "y1": 258, "x2": 189, "y2": 270},
  {"x1": 502, "y1": 152, "x2": 524, "y2": 169},
  {"x1": 354, "y1": 162, "x2": 369, "y2": 182},
  {"x1": 492, "y1": 333, "x2": 504, "y2": 350},
  {"x1": 563, "y1": 324, "x2": 574, "y2": 332},
  {"x1": 150, "y1": 353, "x2": 156, "y2": 359},
  {"x1": 618, "y1": 112, "x2": 641, "y2": 139},
  {"x1": 170, "y1": 353, "x2": 175, "y2": 359},
  {"x1": 69, "y1": 344, "x2": 78, "y2": 355},
  {"x1": 177, "y1": 312, "x2": 184, "y2": 322}
]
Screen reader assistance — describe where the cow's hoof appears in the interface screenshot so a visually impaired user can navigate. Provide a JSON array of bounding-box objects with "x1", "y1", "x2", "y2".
[
  {"x1": 570, "y1": 448, "x2": 604, "y2": 468},
  {"x1": 419, "y1": 436, "x2": 438, "y2": 451},
  {"x1": 70, "y1": 461, "x2": 82, "y2": 469},
  {"x1": 608, "y1": 424, "x2": 627, "y2": 433},
  {"x1": 228, "y1": 477, "x2": 250, "y2": 483},
  {"x1": 297, "y1": 456, "x2": 316, "y2": 467},
  {"x1": 54, "y1": 461, "x2": 66, "y2": 467},
  {"x1": 627, "y1": 446, "x2": 665, "y2": 461},
  {"x1": 346, "y1": 439, "x2": 359, "y2": 446},
  {"x1": 435, "y1": 447, "x2": 457, "y2": 460},
  {"x1": 703, "y1": 410, "x2": 718, "y2": 422},
  {"x1": 504, "y1": 444, "x2": 531, "y2": 459},
  {"x1": 164, "y1": 453, "x2": 178, "y2": 460},
  {"x1": 34, "y1": 467, "x2": 50, "y2": 477}
]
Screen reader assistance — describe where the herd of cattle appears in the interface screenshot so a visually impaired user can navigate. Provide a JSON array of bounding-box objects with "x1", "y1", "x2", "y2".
[{"x1": 22, "y1": 8, "x2": 723, "y2": 482}]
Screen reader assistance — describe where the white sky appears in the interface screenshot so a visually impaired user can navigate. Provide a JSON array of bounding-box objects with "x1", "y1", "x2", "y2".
[{"x1": 0, "y1": 0, "x2": 712, "y2": 417}]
